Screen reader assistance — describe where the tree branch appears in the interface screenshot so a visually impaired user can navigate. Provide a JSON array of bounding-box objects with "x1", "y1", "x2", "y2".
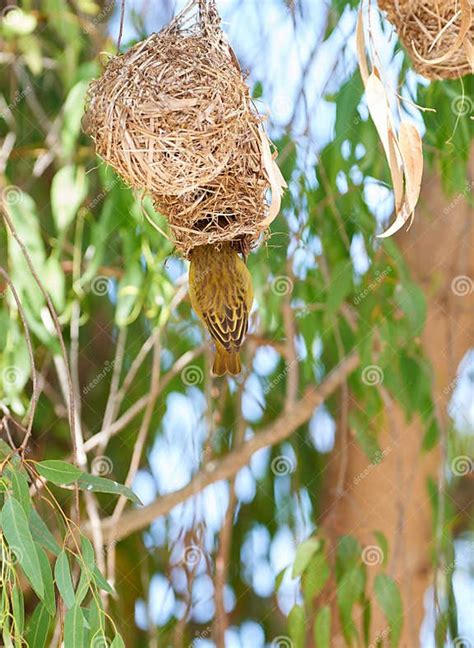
[{"x1": 96, "y1": 352, "x2": 360, "y2": 543}]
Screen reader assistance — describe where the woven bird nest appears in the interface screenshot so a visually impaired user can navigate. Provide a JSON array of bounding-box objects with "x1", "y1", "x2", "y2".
[
  {"x1": 378, "y1": 0, "x2": 474, "y2": 79},
  {"x1": 83, "y1": 0, "x2": 284, "y2": 256}
]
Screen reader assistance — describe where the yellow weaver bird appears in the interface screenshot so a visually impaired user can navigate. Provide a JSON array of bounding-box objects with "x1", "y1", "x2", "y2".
[{"x1": 188, "y1": 242, "x2": 254, "y2": 376}]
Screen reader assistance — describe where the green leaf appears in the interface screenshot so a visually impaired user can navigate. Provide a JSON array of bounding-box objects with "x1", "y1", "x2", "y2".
[
  {"x1": 26, "y1": 603, "x2": 51, "y2": 648},
  {"x1": 288, "y1": 604, "x2": 305, "y2": 648},
  {"x1": 6, "y1": 191, "x2": 46, "y2": 317},
  {"x1": 336, "y1": 535, "x2": 362, "y2": 579},
  {"x1": 55, "y1": 550, "x2": 76, "y2": 609},
  {"x1": 302, "y1": 552, "x2": 330, "y2": 602},
  {"x1": 2, "y1": 497, "x2": 44, "y2": 598},
  {"x1": 6, "y1": 468, "x2": 31, "y2": 515},
  {"x1": 29, "y1": 508, "x2": 61, "y2": 556},
  {"x1": 275, "y1": 566, "x2": 288, "y2": 592},
  {"x1": 80, "y1": 535, "x2": 95, "y2": 566},
  {"x1": 334, "y1": 74, "x2": 364, "y2": 141},
  {"x1": 77, "y1": 473, "x2": 141, "y2": 504},
  {"x1": 395, "y1": 281, "x2": 426, "y2": 336},
  {"x1": 114, "y1": 262, "x2": 144, "y2": 327},
  {"x1": 422, "y1": 418, "x2": 440, "y2": 452},
  {"x1": 374, "y1": 574, "x2": 403, "y2": 648},
  {"x1": 314, "y1": 606, "x2": 331, "y2": 648},
  {"x1": 12, "y1": 582, "x2": 24, "y2": 635},
  {"x1": 3, "y1": 619, "x2": 14, "y2": 648},
  {"x1": 64, "y1": 604, "x2": 86, "y2": 648},
  {"x1": 362, "y1": 597, "x2": 371, "y2": 646},
  {"x1": 1, "y1": 8, "x2": 37, "y2": 36},
  {"x1": 110, "y1": 635, "x2": 126, "y2": 648},
  {"x1": 51, "y1": 165, "x2": 88, "y2": 232},
  {"x1": 61, "y1": 81, "x2": 89, "y2": 156},
  {"x1": 84, "y1": 604, "x2": 102, "y2": 645},
  {"x1": 36, "y1": 545, "x2": 56, "y2": 615},
  {"x1": 326, "y1": 260, "x2": 353, "y2": 317},
  {"x1": 373, "y1": 531, "x2": 389, "y2": 567},
  {"x1": 43, "y1": 255, "x2": 66, "y2": 313},
  {"x1": 337, "y1": 567, "x2": 365, "y2": 644},
  {"x1": 292, "y1": 537, "x2": 321, "y2": 577},
  {"x1": 0, "y1": 439, "x2": 15, "y2": 461},
  {"x1": 75, "y1": 568, "x2": 90, "y2": 606},
  {"x1": 36, "y1": 460, "x2": 83, "y2": 485},
  {"x1": 92, "y1": 565, "x2": 114, "y2": 594}
]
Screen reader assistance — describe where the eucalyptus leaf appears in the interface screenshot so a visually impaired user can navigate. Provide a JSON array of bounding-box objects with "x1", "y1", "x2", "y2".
[
  {"x1": 1, "y1": 497, "x2": 44, "y2": 598},
  {"x1": 314, "y1": 606, "x2": 331, "y2": 648},
  {"x1": 36, "y1": 544, "x2": 56, "y2": 615},
  {"x1": 26, "y1": 603, "x2": 52, "y2": 648},
  {"x1": 51, "y1": 165, "x2": 88, "y2": 233},
  {"x1": 55, "y1": 550, "x2": 76, "y2": 609},
  {"x1": 36, "y1": 460, "x2": 83, "y2": 485},
  {"x1": 374, "y1": 574, "x2": 403, "y2": 648},
  {"x1": 292, "y1": 537, "x2": 321, "y2": 577},
  {"x1": 29, "y1": 508, "x2": 61, "y2": 557},
  {"x1": 64, "y1": 604, "x2": 86, "y2": 648},
  {"x1": 77, "y1": 473, "x2": 141, "y2": 504}
]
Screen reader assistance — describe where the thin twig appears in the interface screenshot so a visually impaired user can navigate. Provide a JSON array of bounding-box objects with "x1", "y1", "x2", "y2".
[
  {"x1": 106, "y1": 337, "x2": 162, "y2": 586},
  {"x1": 95, "y1": 352, "x2": 360, "y2": 543},
  {"x1": 1, "y1": 209, "x2": 78, "y2": 464},
  {"x1": 0, "y1": 268, "x2": 39, "y2": 447},
  {"x1": 213, "y1": 385, "x2": 246, "y2": 647}
]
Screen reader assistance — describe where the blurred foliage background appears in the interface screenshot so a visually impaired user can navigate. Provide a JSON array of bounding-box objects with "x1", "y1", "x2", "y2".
[{"x1": 0, "y1": 0, "x2": 473, "y2": 646}]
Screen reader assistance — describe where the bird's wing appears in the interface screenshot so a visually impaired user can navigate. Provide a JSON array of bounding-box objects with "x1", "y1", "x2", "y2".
[{"x1": 203, "y1": 288, "x2": 249, "y2": 353}]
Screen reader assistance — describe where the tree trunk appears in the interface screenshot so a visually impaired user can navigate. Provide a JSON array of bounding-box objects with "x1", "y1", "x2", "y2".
[{"x1": 322, "y1": 167, "x2": 473, "y2": 647}]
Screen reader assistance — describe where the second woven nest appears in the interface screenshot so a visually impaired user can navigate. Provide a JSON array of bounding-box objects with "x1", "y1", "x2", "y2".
[
  {"x1": 379, "y1": 0, "x2": 474, "y2": 79},
  {"x1": 83, "y1": 3, "x2": 283, "y2": 257}
]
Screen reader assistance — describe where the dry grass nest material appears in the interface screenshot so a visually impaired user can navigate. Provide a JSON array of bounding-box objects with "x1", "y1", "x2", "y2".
[
  {"x1": 378, "y1": 0, "x2": 474, "y2": 79},
  {"x1": 83, "y1": 3, "x2": 284, "y2": 256}
]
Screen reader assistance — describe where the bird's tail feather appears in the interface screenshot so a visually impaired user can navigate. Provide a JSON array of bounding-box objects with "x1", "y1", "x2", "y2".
[{"x1": 212, "y1": 350, "x2": 241, "y2": 376}]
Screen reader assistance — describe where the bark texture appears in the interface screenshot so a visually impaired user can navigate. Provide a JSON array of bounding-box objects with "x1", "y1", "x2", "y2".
[{"x1": 322, "y1": 165, "x2": 473, "y2": 647}]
